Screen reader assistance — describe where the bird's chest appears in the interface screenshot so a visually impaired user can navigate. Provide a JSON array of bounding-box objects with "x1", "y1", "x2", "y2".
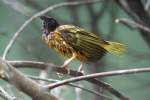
[{"x1": 45, "y1": 32, "x2": 74, "y2": 58}]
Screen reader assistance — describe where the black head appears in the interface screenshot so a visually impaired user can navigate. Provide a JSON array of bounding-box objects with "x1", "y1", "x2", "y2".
[{"x1": 40, "y1": 15, "x2": 59, "y2": 35}]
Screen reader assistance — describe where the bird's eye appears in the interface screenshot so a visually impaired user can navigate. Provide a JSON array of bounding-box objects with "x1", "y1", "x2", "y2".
[
  {"x1": 47, "y1": 21, "x2": 55, "y2": 27},
  {"x1": 50, "y1": 19, "x2": 56, "y2": 24}
]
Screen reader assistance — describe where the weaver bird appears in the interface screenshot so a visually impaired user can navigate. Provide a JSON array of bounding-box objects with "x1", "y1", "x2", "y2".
[{"x1": 40, "y1": 15, "x2": 125, "y2": 73}]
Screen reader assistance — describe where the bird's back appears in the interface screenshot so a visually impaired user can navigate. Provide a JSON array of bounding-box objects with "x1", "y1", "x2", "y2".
[{"x1": 53, "y1": 25, "x2": 107, "y2": 62}]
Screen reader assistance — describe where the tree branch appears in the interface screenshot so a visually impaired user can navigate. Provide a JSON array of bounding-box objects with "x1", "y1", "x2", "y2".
[
  {"x1": 115, "y1": 0, "x2": 138, "y2": 20},
  {"x1": 0, "y1": 86, "x2": 15, "y2": 100},
  {"x1": 28, "y1": 75, "x2": 112, "y2": 100},
  {"x1": 9, "y1": 60, "x2": 150, "y2": 80},
  {"x1": 8, "y1": 60, "x2": 150, "y2": 99},
  {"x1": 9, "y1": 60, "x2": 130, "y2": 100},
  {"x1": 145, "y1": 0, "x2": 150, "y2": 11},
  {"x1": 46, "y1": 66, "x2": 150, "y2": 89},
  {"x1": 115, "y1": 18, "x2": 150, "y2": 33},
  {"x1": 2, "y1": 0, "x2": 103, "y2": 60},
  {"x1": 0, "y1": 58, "x2": 59, "y2": 100},
  {"x1": 116, "y1": 0, "x2": 150, "y2": 46}
]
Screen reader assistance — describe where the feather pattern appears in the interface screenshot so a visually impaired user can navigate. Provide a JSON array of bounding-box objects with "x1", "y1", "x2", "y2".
[
  {"x1": 55, "y1": 25, "x2": 107, "y2": 62},
  {"x1": 43, "y1": 24, "x2": 125, "y2": 62}
]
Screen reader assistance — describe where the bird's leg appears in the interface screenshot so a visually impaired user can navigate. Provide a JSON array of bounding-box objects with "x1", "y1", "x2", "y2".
[
  {"x1": 78, "y1": 62, "x2": 84, "y2": 74},
  {"x1": 58, "y1": 53, "x2": 76, "y2": 76},
  {"x1": 61, "y1": 53, "x2": 76, "y2": 68}
]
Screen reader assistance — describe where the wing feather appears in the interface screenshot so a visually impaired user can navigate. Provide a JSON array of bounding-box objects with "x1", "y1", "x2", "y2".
[{"x1": 56, "y1": 25, "x2": 107, "y2": 62}]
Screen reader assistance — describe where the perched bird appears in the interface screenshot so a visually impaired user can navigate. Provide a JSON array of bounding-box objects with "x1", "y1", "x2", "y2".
[{"x1": 40, "y1": 15, "x2": 125, "y2": 73}]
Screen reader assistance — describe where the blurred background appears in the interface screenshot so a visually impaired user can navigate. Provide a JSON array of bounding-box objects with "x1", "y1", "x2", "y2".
[{"x1": 0, "y1": 0, "x2": 150, "y2": 100}]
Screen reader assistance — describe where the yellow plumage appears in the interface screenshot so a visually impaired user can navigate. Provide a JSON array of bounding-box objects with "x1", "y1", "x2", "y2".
[
  {"x1": 100, "y1": 41, "x2": 125, "y2": 55},
  {"x1": 44, "y1": 25, "x2": 125, "y2": 62},
  {"x1": 40, "y1": 16, "x2": 125, "y2": 73}
]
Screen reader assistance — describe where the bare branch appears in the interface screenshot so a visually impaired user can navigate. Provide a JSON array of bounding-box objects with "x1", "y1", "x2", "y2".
[
  {"x1": 39, "y1": 69, "x2": 48, "y2": 85},
  {"x1": 126, "y1": 0, "x2": 150, "y2": 26},
  {"x1": 9, "y1": 60, "x2": 150, "y2": 78},
  {"x1": 115, "y1": 0, "x2": 139, "y2": 21},
  {"x1": 9, "y1": 60, "x2": 52, "y2": 69},
  {"x1": 45, "y1": 66, "x2": 150, "y2": 90},
  {"x1": 9, "y1": 60, "x2": 129, "y2": 100},
  {"x1": 145, "y1": 0, "x2": 150, "y2": 11},
  {"x1": 2, "y1": 0, "x2": 103, "y2": 60},
  {"x1": 115, "y1": 18, "x2": 150, "y2": 33},
  {"x1": 0, "y1": 58, "x2": 59, "y2": 100},
  {"x1": 0, "y1": 86, "x2": 15, "y2": 100},
  {"x1": 116, "y1": 0, "x2": 150, "y2": 46},
  {"x1": 28, "y1": 75, "x2": 113, "y2": 100}
]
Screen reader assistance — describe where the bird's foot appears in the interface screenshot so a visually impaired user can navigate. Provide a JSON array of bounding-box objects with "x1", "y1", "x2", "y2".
[
  {"x1": 77, "y1": 69, "x2": 84, "y2": 75},
  {"x1": 57, "y1": 65, "x2": 70, "y2": 78}
]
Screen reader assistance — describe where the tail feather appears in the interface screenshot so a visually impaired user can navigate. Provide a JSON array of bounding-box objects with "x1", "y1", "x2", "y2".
[{"x1": 102, "y1": 41, "x2": 125, "y2": 55}]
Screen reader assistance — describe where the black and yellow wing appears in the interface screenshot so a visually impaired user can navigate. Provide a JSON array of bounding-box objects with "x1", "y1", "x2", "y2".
[
  {"x1": 55, "y1": 25, "x2": 125, "y2": 62},
  {"x1": 55, "y1": 25, "x2": 106, "y2": 62}
]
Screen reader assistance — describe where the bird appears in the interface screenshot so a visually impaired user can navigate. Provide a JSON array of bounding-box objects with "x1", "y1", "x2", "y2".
[{"x1": 40, "y1": 15, "x2": 125, "y2": 74}]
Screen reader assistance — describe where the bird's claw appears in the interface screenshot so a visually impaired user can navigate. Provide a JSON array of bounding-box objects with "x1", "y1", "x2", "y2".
[
  {"x1": 57, "y1": 65, "x2": 70, "y2": 78},
  {"x1": 77, "y1": 70, "x2": 84, "y2": 75}
]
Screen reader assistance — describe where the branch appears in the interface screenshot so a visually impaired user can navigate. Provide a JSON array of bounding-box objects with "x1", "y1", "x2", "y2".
[
  {"x1": 0, "y1": 58, "x2": 59, "y2": 100},
  {"x1": 115, "y1": 0, "x2": 150, "y2": 46},
  {"x1": 45, "y1": 66, "x2": 150, "y2": 89},
  {"x1": 115, "y1": 18, "x2": 150, "y2": 33},
  {"x1": 9, "y1": 60, "x2": 150, "y2": 79},
  {"x1": 28, "y1": 75, "x2": 112, "y2": 100},
  {"x1": 126, "y1": 0, "x2": 150, "y2": 26},
  {"x1": 115, "y1": 0, "x2": 138, "y2": 21},
  {"x1": 2, "y1": 0, "x2": 103, "y2": 60},
  {"x1": 145, "y1": 0, "x2": 150, "y2": 11},
  {"x1": 9, "y1": 60, "x2": 129, "y2": 100},
  {"x1": 10, "y1": 61, "x2": 150, "y2": 100},
  {"x1": 0, "y1": 86, "x2": 15, "y2": 100}
]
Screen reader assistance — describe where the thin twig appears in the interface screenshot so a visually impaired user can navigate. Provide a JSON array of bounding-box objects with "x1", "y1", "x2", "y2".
[
  {"x1": 2, "y1": 0, "x2": 103, "y2": 60},
  {"x1": 116, "y1": 0, "x2": 150, "y2": 46},
  {"x1": 8, "y1": 60, "x2": 150, "y2": 78},
  {"x1": 46, "y1": 67, "x2": 150, "y2": 90},
  {"x1": 9, "y1": 60, "x2": 150, "y2": 100},
  {"x1": 39, "y1": 69, "x2": 48, "y2": 85},
  {"x1": 0, "y1": 86, "x2": 16, "y2": 100},
  {"x1": 9, "y1": 61, "x2": 150, "y2": 100},
  {"x1": 0, "y1": 58, "x2": 59, "y2": 100},
  {"x1": 115, "y1": 0, "x2": 138, "y2": 21},
  {"x1": 28, "y1": 75, "x2": 113, "y2": 100},
  {"x1": 145, "y1": 0, "x2": 150, "y2": 11},
  {"x1": 115, "y1": 18, "x2": 150, "y2": 33},
  {"x1": 9, "y1": 61, "x2": 129, "y2": 100}
]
